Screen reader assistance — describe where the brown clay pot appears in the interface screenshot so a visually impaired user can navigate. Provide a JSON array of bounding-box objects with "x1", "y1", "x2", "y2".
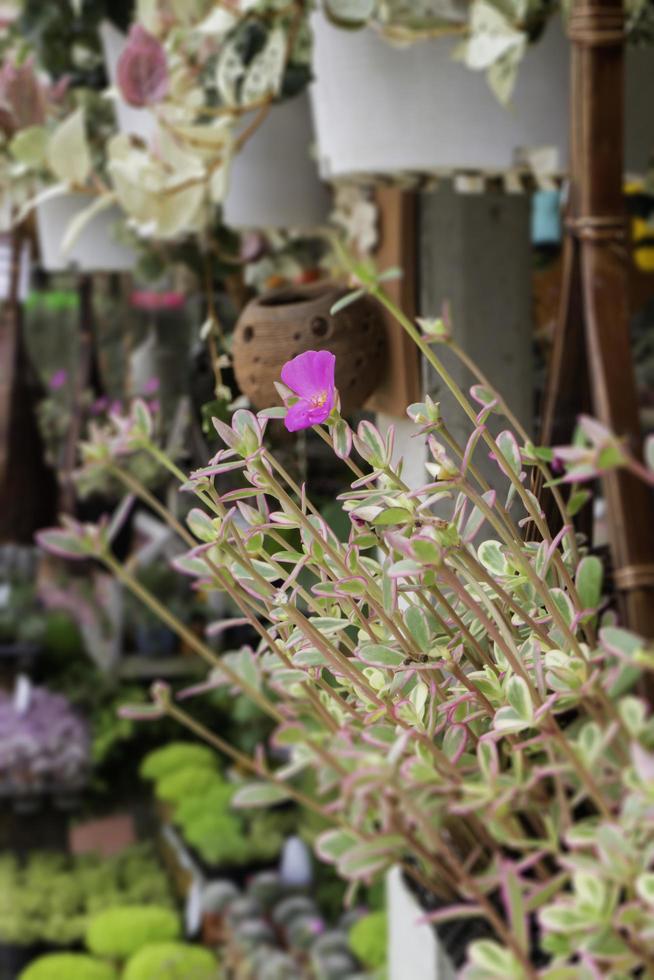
[{"x1": 232, "y1": 281, "x2": 386, "y2": 414}]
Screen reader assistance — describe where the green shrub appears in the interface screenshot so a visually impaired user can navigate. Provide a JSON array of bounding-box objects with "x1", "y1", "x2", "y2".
[
  {"x1": 86, "y1": 906, "x2": 180, "y2": 959},
  {"x1": 139, "y1": 743, "x2": 217, "y2": 783},
  {"x1": 173, "y1": 781, "x2": 234, "y2": 828},
  {"x1": 155, "y1": 767, "x2": 223, "y2": 804},
  {"x1": 348, "y1": 911, "x2": 387, "y2": 970},
  {"x1": 122, "y1": 942, "x2": 218, "y2": 980},
  {"x1": 19, "y1": 953, "x2": 117, "y2": 980}
]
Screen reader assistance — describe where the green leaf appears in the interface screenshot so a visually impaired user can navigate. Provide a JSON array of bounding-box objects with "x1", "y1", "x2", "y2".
[
  {"x1": 567, "y1": 489, "x2": 591, "y2": 517},
  {"x1": 337, "y1": 835, "x2": 404, "y2": 880},
  {"x1": 332, "y1": 418, "x2": 352, "y2": 460},
  {"x1": 550, "y1": 588, "x2": 574, "y2": 627},
  {"x1": 231, "y1": 782, "x2": 292, "y2": 808},
  {"x1": 357, "y1": 644, "x2": 405, "y2": 669},
  {"x1": 330, "y1": 289, "x2": 365, "y2": 314},
  {"x1": 47, "y1": 108, "x2": 91, "y2": 185},
  {"x1": 316, "y1": 829, "x2": 360, "y2": 865},
  {"x1": 404, "y1": 606, "x2": 429, "y2": 652},
  {"x1": 241, "y1": 26, "x2": 286, "y2": 104},
  {"x1": 496, "y1": 430, "x2": 522, "y2": 476},
  {"x1": 506, "y1": 675, "x2": 533, "y2": 723},
  {"x1": 10, "y1": 125, "x2": 47, "y2": 167},
  {"x1": 477, "y1": 540, "x2": 508, "y2": 576},
  {"x1": 186, "y1": 508, "x2": 216, "y2": 543},
  {"x1": 467, "y1": 939, "x2": 525, "y2": 978},
  {"x1": 636, "y1": 872, "x2": 654, "y2": 906},
  {"x1": 443, "y1": 725, "x2": 467, "y2": 760},
  {"x1": 577, "y1": 722, "x2": 602, "y2": 765},
  {"x1": 372, "y1": 507, "x2": 413, "y2": 526},
  {"x1": 494, "y1": 706, "x2": 531, "y2": 733},
  {"x1": 617, "y1": 695, "x2": 647, "y2": 736},
  {"x1": 575, "y1": 556, "x2": 603, "y2": 610}
]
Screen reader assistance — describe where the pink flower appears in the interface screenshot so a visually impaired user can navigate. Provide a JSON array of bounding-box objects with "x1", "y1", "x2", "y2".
[
  {"x1": 143, "y1": 376, "x2": 160, "y2": 395},
  {"x1": 281, "y1": 350, "x2": 336, "y2": 433},
  {"x1": 116, "y1": 24, "x2": 168, "y2": 108}
]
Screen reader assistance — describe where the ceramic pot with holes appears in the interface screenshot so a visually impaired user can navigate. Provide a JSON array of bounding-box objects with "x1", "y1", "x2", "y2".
[{"x1": 232, "y1": 281, "x2": 387, "y2": 414}]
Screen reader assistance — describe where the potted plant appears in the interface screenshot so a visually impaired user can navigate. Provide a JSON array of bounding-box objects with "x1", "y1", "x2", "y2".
[{"x1": 38, "y1": 259, "x2": 654, "y2": 976}]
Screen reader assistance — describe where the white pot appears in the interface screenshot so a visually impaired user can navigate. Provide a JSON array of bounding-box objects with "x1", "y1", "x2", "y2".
[
  {"x1": 100, "y1": 21, "x2": 329, "y2": 230},
  {"x1": 309, "y1": 11, "x2": 654, "y2": 179},
  {"x1": 387, "y1": 867, "x2": 455, "y2": 980},
  {"x1": 35, "y1": 193, "x2": 134, "y2": 272}
]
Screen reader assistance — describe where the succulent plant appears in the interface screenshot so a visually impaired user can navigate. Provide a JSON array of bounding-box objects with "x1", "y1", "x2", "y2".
[
  {"x1": 18, "y1": 953, "x2": 117, "y2": 980},
  {"x1": 85, "y1": 906, "x2": 180, "y2": 959},
  {"x1": 139, "y1": 742, "x2": 218, "y2": 782},
  {"x1": 122, "y1": 942, "x2": 218, "y2": 980},
  {"x1": 271, "y1": 895, "x2": 319, "y2": 929},
  {"x1": 0, "y1": 686, "x2": 89, "y2": 790},
  {"x1": 200, "y1": 880, "x2": 240, "y2": 915}
]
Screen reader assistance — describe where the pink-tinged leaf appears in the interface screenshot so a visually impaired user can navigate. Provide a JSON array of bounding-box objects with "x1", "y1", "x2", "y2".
[
  {"x1": 495, "y1": 430, "x2": 522, "y2": 476},
  {"x1": 315, "y1": 829, "x2": 360, "y2": 865},
  {"x1": 332, "y1": 418, "x2": 353, "y2": 460},
  {"x1": 470, "y1": 384, "x2": 500, "y2": 410},
  {"x1": 206, "y1": 617, "x2": 249, "y2": 637},
  {"x1": 187, "y1": 508, "x2": 216, "y2": 543},
  {"x1": 462, "y1": 490, "x2": 496, "y2": 542},
  {"x1": 107, "y1": 494, "x2": 134, "y2": 544},
  {"x1": 117, "y1": 24, "x2": 168, "y2": 107},
  {"x1": 337, "y1": 835, "x2": 404, "y2": 880},
  {"x1": 231, "y1": 782, "x2": 292, "y2": 808},
  {"x1": 35, "y1": 527, "x2": 87, "y2": 559},
  {"x1": 443, "y1": 724, "x2": 468, "y2": 762},
  {"x1": 354, "y1": 420, "x2": 386, "y2": 466}
]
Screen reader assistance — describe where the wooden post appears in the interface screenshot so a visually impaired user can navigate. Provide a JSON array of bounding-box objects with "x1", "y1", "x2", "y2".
[{"x1": 539, "y1": 0, "x2": 654, "y2": 636}]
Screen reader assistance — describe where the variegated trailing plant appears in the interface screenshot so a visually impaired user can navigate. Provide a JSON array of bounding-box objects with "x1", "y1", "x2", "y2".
[{"x1": 38, "y1": 250, "x2": 654, "y2": 978}]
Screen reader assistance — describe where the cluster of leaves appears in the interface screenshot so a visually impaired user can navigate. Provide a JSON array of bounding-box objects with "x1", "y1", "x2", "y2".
[
  {"x1": 0, "y1": 844, "x2": 174, "y2": 949},
  {"x1": 140, "y1": 743, "x2": 292, "y2": 869},
  {"x1": 39, "y1": 267, "x2": 654, "y2": 979}
]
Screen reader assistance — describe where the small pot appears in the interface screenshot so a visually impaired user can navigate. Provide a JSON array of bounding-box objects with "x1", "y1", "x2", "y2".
[{"x1": 232, "y1": 281, "x2": 386, "y2": 415}]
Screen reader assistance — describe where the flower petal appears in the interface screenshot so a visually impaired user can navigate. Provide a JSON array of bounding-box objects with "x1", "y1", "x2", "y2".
[{"x1": 281, "y1": 350, "x2": 335, "y2": 399}]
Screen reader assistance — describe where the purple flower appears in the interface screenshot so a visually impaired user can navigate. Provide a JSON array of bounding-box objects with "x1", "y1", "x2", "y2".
[
  {"x1": 117, "y1": 24, "x2": 168, "y2": 108},
  {"x1": 49, "y1": 368, "x2": 68, "y2": 391},
  {"x1": 281, "y1": 350, "x2": 336, "y2": 433},
  {"x1": 143, "y1": 376, "x2": 160, "y2": 395}
]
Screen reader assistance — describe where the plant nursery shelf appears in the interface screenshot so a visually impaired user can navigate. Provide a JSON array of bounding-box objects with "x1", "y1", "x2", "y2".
[{"x1": 117, "y1": 656, "x2": 204, "y2": 681}]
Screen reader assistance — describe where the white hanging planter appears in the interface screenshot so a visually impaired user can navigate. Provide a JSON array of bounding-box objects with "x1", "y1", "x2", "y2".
[
  {"x1": 310, "y1": 10, "x2": 654, "y2": 180},
  {"x1": 35, "y1": 192, "x2": 134, "y2": 273},
  {"x1": 100, "y1": 21, "x2": 329, "y2": 231}
]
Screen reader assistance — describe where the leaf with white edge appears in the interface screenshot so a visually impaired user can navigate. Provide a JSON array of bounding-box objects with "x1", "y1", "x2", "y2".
[
  {"x1": 332, "y1": 418, "x2": 352, "y2": 460},
  {"x1": 35, "y1": 528, "x2": 88, "y2": 560},
  {"x1": 216, "y1": 37, "x2": 244, "y2": 106},
  {"x1": 357, "y1": 644, "x2": 405, "y2": 669},
  {"x1": 315, "y1": 829, "x2": 360, "y2": 865},
  {"x1": 47, "y1": 108, "x2": 91, "y2": 186},
  {"x1": 356, "y1": 420, "x2": 387, "y2": 467},
  {"x1": 506, "y1": 675, "x2": 533, "y2": 723},
  {"x1": 477, "y1": 539, "x2": 508, "y2": 576},
  {"x1": 550, "y1": 588, "x2": 574, "y2": 627},
  {"x1": 60, "y1": 194, "x2": 118, "y2": 256},
  {"x1": 466, "y1": 939, "x2": 525, "y2": 978},
  {"x1": 496, "y1": 430, "x2": 522, "y2": 476},
  {"x1": 404, "y1": 606, "x2": 429, "y2": 651},
  {"x1": 324, "y1": 0, "x2": 375, "y2": 27},
  {"x1": 575, "y1": 556, "x2": 603, "y2": 610},
  {"x1": 187, "y1": 509, "x2": 217, "y2": 543},
  {"x1": 232, "y1": 782, "x2": 291, "y2": 809},
  {"x1": 493, "y1": 706, "x2": 531, "y2": 733},
  {"x1": 132, "y1": 398, "x2": 153, "y2": 440},
  {"x1": 172, "y1": 553, "x2": 211, "y2": 577},
  {"x1": 577, "y1": 722, "x2": 602, "y2": 765},
  {"x1": 337, "y1": 835, "x2": 404, "y2": 880},
  {"x1": 477, "y1": 739, "x2": 498, "y2": 781},
  {"x1": 636, "y1": 872, "x2": 654, "y2": 906},
  {"x1": 462, "y1": 490, "x2": 495, "y2": 542},
  {"x1": 617, "y1": 696, "x2": 647, "y2": 736},
  {"x1": 443, "y1": 724, "x2": 467, "y2": 761},
  {"x1": 242, "y1": 27, "x2": 286, "y2": 105}
]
